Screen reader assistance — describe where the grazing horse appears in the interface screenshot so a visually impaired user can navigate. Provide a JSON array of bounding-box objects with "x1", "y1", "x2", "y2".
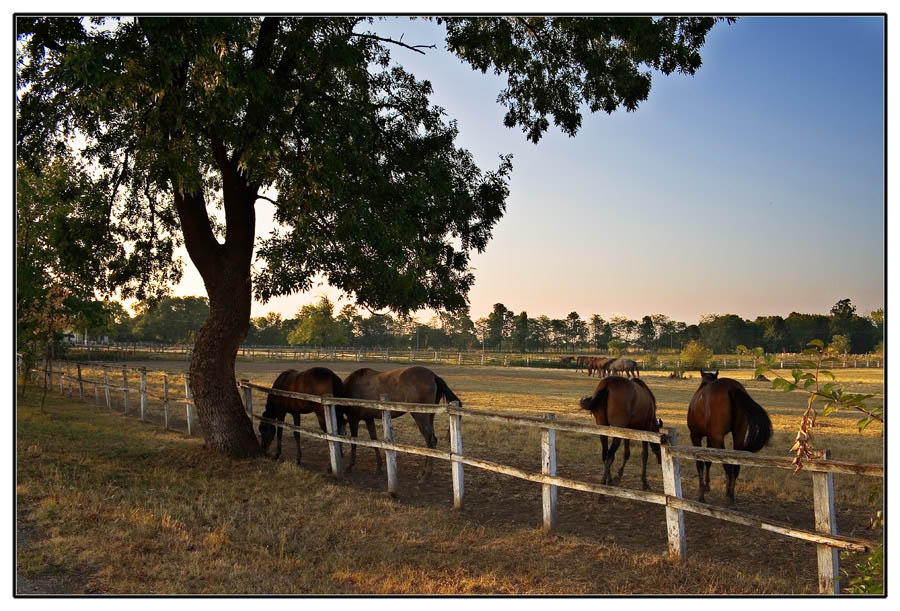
[
  {"x1": 259, "y1": 367, "x2": 345, "y2": 466},
  {"x1": 687, "y1": 370, "x2": 773, "y2": 504},
  {"x1": 606, "y1": 358, "x2": 639, "y2": 378},
  {"x1": 342, "y1": 366, "x2": 461, "y2": 480},
  {"x1": 579, "y1": 376, "x2": 663, "y2": 490},
  {"x1": 575, "y1": 356, "x2": 588, "y2": 373},
  {"x1": 587, "y1": 356, "x2": 611, "y2": 377}
]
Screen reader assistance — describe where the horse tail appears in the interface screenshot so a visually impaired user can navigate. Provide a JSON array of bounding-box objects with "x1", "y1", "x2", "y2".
[
  {"x1": 581, "y1": 381, "x2": 609, "y2": 413},
  {"x1": 435, "y1": 375, "x2": 461, "y2": 407},
  {"x1": 729, "y1": 387, "x2": 772, "y2": 452}
]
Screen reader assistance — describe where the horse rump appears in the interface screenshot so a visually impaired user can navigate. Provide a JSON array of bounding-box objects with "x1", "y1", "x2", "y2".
[{"x1": 728, "y1": 386, "x2": 772, "y2": 452}]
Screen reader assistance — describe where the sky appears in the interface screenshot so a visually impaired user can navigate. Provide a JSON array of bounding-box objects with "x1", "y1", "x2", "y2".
[{"x1": 118, "y1": 16, "x2": 888, "y2": 325}]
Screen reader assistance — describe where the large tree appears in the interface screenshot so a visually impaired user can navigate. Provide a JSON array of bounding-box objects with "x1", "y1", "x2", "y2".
[{"x1": 18, "y1": 16, "x2": 726, "y2": 457}]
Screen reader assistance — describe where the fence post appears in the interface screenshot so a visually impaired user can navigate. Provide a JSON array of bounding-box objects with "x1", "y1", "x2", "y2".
[
  {"x1": 163, "y1": 374, "x2": 170, "y2": 430},
  {"x1": 541, "y1": 413, "x2": 557, "y2": 532},
  {"x1": 449, "y1": 402, "x2": 464, "y2": 510},
  {"x1": 812, "y1": 450, "x2": 840, "y2": 594},
  {"x1": 185, "y1": 374, "x2": 193, "y2": 436},
  {"x1": 77, "y1": 364, "x2": 84, "y2": 400},
  {"x1": 59, "y1": 363, "x2": 65, "y2": 394},
  {"x1": 103, "y1": 366, "x2": 111, "y2": 409},
  {"x1": 139, "y1": 368, "x2": 147, "y2": 421},
  {"x1": 323, "y1": 396, "x2": 343, "y2": 479},
  {"x1": 660, "y1": 428, "x2": 687, "y2": 562},
  {"x1": 93, "y1": 372, "x2": 99, "y2": 407},
  {"x1": 241, "y1": 380, "x2": 252, "y2": 416},
  {"x1": 122, "y1": 366, "x2": 129, "y2": 412},
  {"x1": 381, "y1": 394, "x2": 398, "y2": 496}
]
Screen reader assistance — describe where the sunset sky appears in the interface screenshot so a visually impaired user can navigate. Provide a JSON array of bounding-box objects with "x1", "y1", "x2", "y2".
[{"x1": 166, "y1": 15, "x2": 885, "y2": 325}]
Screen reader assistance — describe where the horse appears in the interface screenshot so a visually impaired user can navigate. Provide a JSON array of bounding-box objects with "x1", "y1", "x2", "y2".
[
  {"x1": 342, "y1": 366, "x2": 461, "y2": 480},
  {"x1": 606, "y1": 358, "x2": 639, "y2": 378},
  {"x1": 687, "y1": 370, "x2": 773, "y2": 504},
  {"x1": 575, "y1": 356, "x2": 588, "y2": 373},
  {"x1": 579, "y1": 376, "x2": 663, "y2": 490},
  {"x1": 587, "y1": 356, "x2": 611, "y2": 377},
  {"x1": 258, "y1": 367, "x2": 345, "y2": 467}
]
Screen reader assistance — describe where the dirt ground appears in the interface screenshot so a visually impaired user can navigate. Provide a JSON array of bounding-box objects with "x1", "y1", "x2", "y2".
[{"x1": 18, "y1": 358, "x2": 883, "y2": 594}]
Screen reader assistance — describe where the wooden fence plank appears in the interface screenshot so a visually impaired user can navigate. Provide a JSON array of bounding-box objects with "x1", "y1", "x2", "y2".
[
  {"x1": 449, "y1": 404, "x2": 464, "y2": 510},
  {"x1": 666, "y1": 446, "x2": 883, "y2": 477},
  {"x1": 661, "y1": 429, "x2": 686, "y2": 561},
  {"x1": 382, "y1": 396, "x2": 398, "y2": 496},
  {"x1": 542, "y1": 413, "x2": 558, "y2": 532},
  {"x1": 813, "y1": 450, "x2": 840, "y2": 594}
]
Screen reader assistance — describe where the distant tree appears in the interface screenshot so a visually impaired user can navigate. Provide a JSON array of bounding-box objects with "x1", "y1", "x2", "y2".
[
  {"x1": 589, "y1": 314, "x2": 611, "y2": 350},
  {"x1": 529, "y1": 315, "x2": 552, "y2": 351},
  {"x1": 248, "y1": 312, "x2": 288, "y2": 345},
  {"x1": 681, "y1": 340, "x2": 713, "y2": 369},
  {"x1": 335, "y1": 305, "x2": 362, "y2": 345},
  {"x1": 699, "y1": 313, "x2": 759, "y2": 353},
  {"x1": 637, "y1": 315, "x2": 657, "y2": 350},
  {"x1": 474, "y1": 317, "x2": 489, "y2": 351},
  {"x1": 607, "y1": 338, "x2": 626, "y2": 356},
  {"x1": 287, "y1": 296, "x2": 348, "y2": 346},
  {"x1": 651, "y1": 314, "x2": 675, "y2": 349},
  {"x1": 133, "y1": 296, "x2": 209, "y2": 343},
  {"x1": 754, "y1": 315, "x2": 788, "y2": 353},
  {"x1": 565, "y1": 312, "x2": 588, "y2": 349},
  {"x1": 487, "y1": 303, "x2": 510, "y2": 350},
  {"x1": 828, "y1": 334, "x2": 850, "y2": 356},
  {"x1": 439, "y1": 310, "x2": 477, "y2": 350},
  {"x1": 550, "y1": 318, "x2": 568, "y2": 350},
  {"x1": 829, "y1": 298, "x2": 856, "y2": 337},
  {"x1": 357, "y1": 313, "x2": 397, "y2": 348},
  {"x1": 784, "y1": 312, "x2": 831, "y2": 352},
  {"x1": 512, "y1": 312, "x2": 529, "y2": 351}
]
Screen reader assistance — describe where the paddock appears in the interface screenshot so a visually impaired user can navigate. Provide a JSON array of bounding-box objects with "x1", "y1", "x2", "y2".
[{"x1": 21, "y1": 357, "x2": 884, "y2": 594}]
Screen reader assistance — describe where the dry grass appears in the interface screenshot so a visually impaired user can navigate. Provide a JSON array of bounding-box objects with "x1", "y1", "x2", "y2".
[{"x1": 18, "y1": 360, "x2": 884, "y2": 594}]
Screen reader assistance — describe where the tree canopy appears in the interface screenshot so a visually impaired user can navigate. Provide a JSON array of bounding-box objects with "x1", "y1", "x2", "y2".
[{"x1": 17, "y1": 15, "x2": 730, "y2": 457}]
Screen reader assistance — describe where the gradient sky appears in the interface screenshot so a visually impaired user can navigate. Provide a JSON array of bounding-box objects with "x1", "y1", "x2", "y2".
[{"x1": 168, "y1": 15, "x2": 885, "y2": 325}]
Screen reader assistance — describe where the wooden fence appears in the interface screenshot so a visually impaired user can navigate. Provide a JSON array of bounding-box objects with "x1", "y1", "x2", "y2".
[
  {"x1": 63, "y1": 342, "x2": 884, "y2": 370},
  {"x1": 18, "y1": 358, "x2": 883, "y2": 594}
]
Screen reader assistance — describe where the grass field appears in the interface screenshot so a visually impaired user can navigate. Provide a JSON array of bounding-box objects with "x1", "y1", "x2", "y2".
[{"x1": 16, "y1": 360, "x2": 884, "y2": 594}]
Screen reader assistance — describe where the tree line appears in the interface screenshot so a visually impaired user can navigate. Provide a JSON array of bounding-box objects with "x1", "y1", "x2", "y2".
[{"x1": 71, "y1": 295, "x2": 883, "y2": 356}]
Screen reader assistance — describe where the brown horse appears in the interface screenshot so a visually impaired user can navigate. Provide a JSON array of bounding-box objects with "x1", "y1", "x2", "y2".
[
  {"x1": 587, "y1": 356, "x2": 611, "y2": 377},
  {"x1": 258, "y1": 367, "x2": 345, "y2": 466},
  {"x1": 575, "y1": 356, "x2": 588, "y2": 373},
  {"x1": 342, "y1": 366, "x2": 461, "y2": 480},
  {"x1": 579, "y1": 376, "x2": 663, "y2": 490},
  {"x1": 687, "y1": 370, "x2": 773, "y2": 504}
]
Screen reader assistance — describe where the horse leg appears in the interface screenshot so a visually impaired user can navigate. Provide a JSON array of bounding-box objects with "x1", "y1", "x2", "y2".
[
  {"x1": 615, "y1": 439, "x2": 630, "y2": 483},
  {"x1": 690, "y1": 430, "x2": 708, "y2": 501},
  {"x1": 273, "y1": 415, "x2": 285, "y2": 460},
  {"x1": 292, "y1": 412, "x2": 302, "y2": 465},
  {"x1": 345, "y1": 416, "x2": 360, "y2": 473},
  {"x1": 725, "y1": 463, "x2": 741, "y2": 505},
  {"x1": 365, "y1": 417, "x2": 382, "y2": 474},
  {"x1": 708, "y1": 435, "x2": 727, "y2": 502},
  {"x1": 603, "y1": 437, "x2": 621, "y2": 485},
  {"x1": 640, "y1": 441, "x2": 650, "y2": 490},
  {"x1": 413, "y1": 413, "x2": 438, "y2": 481}
]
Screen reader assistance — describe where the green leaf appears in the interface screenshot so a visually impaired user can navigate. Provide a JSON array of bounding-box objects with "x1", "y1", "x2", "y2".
[
  {"x1": 772, "y1": 378, "x2": 793, "y2": 392},
  {"x1": 803, "y1": 378, "x2": 816, "y2": 389},
  {"x1": 791, "y1": 369, "x2": 802, "y2": 383},
  {"x1": 819, "y1": 370, "x2": 835, "y2": 380},
  {"x1": 799, "y1": 360, "x2": 817, "y2": 369}
]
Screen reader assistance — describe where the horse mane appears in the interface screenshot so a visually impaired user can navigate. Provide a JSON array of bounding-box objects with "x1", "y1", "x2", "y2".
[
  {"x1": 728, "y1": 384, "x2": 772, "y2": 452},
  {"x1": 434, "y1": 375, "x2": 461, "y2": 407}
]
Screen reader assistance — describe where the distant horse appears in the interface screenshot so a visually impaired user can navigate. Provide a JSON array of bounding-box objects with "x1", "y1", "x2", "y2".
[
  {"x1": 587, "y1": 356, "x2": 611, "y2": 377},
  {"x1": 342, "y1": 366, "x2": 461, "y2": 480},
  {"x1": 259, "y1": 367, "x2": 345, "y2": 467},
  {"x1": 575, "y1": 356, "x2": 588, "y2": 373},
  {"x1": 687, "y1": 370, "x2": 773, "y2": 504},
  {"x1": 579, "y1": 376, "x2": 663, "y2": 490},
  {"x1": 606, "y1": 358, "x2": 639, "y2": 378}
]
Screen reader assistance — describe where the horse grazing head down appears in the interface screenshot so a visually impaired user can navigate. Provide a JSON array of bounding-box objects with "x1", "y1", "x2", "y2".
[
  {"x1": 699, "y1": 370, "x2": 719, "y2": 385},
  {"x1": 258, "y1": 410, "x2": 277, "y2": 453}
]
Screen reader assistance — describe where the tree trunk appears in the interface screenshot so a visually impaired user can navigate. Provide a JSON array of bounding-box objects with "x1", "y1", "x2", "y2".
[
  {"x1": 174, "y1": 159, "x2": 261, "y2": 459},
  {"x1": 189, "y1": 259, "x2": 261, "y2": 458}
]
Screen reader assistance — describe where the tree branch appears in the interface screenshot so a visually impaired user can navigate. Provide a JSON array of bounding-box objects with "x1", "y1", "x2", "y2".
[{"x1": 352, "y1": 32, "x2": 436, "y2": 55}]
